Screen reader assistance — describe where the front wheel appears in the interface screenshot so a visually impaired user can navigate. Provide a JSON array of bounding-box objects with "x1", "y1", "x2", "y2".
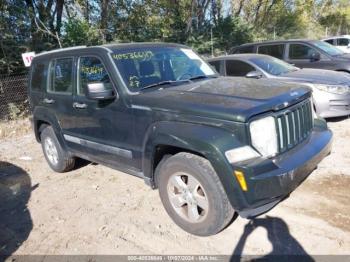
[{"x1": 156, "y1": 152, "x2": 235, "y2": 236}]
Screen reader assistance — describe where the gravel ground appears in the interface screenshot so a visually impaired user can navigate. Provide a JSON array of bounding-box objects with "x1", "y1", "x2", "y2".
[{"x1": 0, "y1": 117, "x2": 349, "y2": 259}]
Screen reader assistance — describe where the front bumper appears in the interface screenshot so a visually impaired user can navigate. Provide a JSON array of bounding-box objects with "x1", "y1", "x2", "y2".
[
  {"x1": 234, "y1": 123, "x2": 332, "y2": 218},
  {"x1": 314, "y1": 91, "x2": 350, "y2": 118}
]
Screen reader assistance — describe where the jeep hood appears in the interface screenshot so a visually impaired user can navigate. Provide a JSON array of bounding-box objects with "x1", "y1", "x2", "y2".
[{"x1": 131, "y1": 77, "x2": 311, "y2": 123}]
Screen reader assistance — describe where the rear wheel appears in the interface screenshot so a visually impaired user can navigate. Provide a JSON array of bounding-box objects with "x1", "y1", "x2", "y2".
[
  {"x1": 157, "y1": 152, "x2": 235, "y2": 236},
  {"x1": 40, "y1": 126, "x2": 75, "y2": 172}
]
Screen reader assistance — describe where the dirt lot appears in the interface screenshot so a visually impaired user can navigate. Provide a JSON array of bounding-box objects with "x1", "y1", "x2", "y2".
[{"x1": 0, "y1": 117, "x2": 350, "y2": 258}]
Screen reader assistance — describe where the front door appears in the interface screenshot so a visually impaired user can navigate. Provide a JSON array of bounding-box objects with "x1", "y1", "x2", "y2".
[
  {"x1": 64, "y1": 55, "x2": 137, "y2": 170},
  {"x1": 286, "y1": 43, "x2": 330, "y2": 69}
]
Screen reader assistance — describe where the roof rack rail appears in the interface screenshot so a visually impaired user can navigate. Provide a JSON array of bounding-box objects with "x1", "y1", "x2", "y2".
[{"x1": 35, "y1": 45, "x2": 87, "y2": 57}]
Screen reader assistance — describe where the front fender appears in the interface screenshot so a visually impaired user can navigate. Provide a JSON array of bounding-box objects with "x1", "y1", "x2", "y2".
[{"x1": 142, "y1": 121, "x2": 247, "y2": 209}]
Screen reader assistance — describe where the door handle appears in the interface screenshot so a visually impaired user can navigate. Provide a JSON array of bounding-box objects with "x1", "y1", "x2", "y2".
[
  {"x1": 73, "y1": 102, "x2": 88, "y2": 109},
  {"x1": 43, "y1": 98, "x2": 55, "y2": 104}
]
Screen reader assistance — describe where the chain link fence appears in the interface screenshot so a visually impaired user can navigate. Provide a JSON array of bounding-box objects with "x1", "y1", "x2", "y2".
[{"x1": 0, "y1": 74, "x2": 29, "y2": 121}]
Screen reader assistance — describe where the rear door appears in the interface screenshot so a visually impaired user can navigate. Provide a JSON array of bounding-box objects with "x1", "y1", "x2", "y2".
[
  {"x1": 257, "y1": 44, "x2": 285, "y2": 60},
  {"x1": 43, "y1": 57, "x2": 74, "y2": 134}
]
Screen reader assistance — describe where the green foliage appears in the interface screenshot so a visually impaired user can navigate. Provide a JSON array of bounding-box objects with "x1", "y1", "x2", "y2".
[
  {"x1": 63, "y1": 19, "x2": 103, "y2": 47},
  {"x1": 1, "y1": 0, "x2": 350, "y2": 76}
]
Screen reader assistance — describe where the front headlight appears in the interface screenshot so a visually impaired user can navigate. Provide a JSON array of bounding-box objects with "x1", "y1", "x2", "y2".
[
  {"x1": 250, "y1": 116, "x2": 278, "y2": 157},
  {"x1": 313, "y1": 84, "x2": 349, "y2": 95}
]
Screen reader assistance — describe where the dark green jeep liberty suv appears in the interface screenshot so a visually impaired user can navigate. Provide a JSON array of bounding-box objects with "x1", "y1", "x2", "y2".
[{"x1": 29, "y1": 43, "x2": 332, "y2": 236}]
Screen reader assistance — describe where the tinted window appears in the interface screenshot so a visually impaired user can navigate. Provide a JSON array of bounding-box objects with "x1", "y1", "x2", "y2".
[
  {"x1": 325, "y1": 39, "x2": 334, "y2": 45},
  {"x1": 236, "y1": 45, "x2": 254, "y2": 54},
  {"x1": 48, "y1": 58, "x2": 73, "y2": 94},
  {"x1": 258, "y1": 44, "x2": 285, "y2": 59},
  {"x1": 226, "y1": 60, "x2": 255, "y2": 76},
  {"x1": 31, "y1": 62, "x2": 48, "y2": 91},
  {"x1": 208, "y1": 60, "x2": 221, "y2": 73},
  {"x1": 78, "y1": 56, "x2": 112, "y2": 96},
  {"x1": 289, "y1": 44, "x2": 317, "y2": 59},
  {"x1": 338, "y1": 38, "x2": 350, "y2": 46}
]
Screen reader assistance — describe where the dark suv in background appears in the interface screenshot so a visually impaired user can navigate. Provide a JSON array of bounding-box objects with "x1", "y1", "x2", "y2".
[
  {"x1": 230, "y1": 39, "x2": 350, "y2": 73},
  {"x1": 29, "y1": 43, "x2": 332, "y2": 236}
]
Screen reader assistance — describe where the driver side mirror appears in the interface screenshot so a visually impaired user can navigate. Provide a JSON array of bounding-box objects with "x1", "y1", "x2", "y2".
[
  {"x1": 245, "y1": 70, "x2": 263, "y2": 79},
  {"x1": 86, "y1": 82, "x2": 115, "y2": 100},
  {"x1": 309, "y1": 52, "x2": 320, "y2": 62}
]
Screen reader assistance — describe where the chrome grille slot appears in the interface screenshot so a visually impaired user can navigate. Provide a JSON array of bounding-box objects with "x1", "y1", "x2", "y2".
[{"x1": 276, "y1": 99, "x2": 313, "y2": 153}]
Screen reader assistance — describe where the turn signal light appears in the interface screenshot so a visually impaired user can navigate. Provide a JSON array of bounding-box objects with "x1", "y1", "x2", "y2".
[{"x1": 234, "y1": 170, "x2": 248, "y2": 191}]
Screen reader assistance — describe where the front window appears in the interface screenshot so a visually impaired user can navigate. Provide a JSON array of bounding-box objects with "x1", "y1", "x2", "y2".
[
  {"x1": 78, "y1": 56, "x2": 112, "y2": 96},
  {"x1": 312, "y1": 40, "x2": 344, "y2": 56},
  {"x1": 111, "y1": 47, "x2": 216, "y2": 91},
  {"x1": 249, "y1": 56, "x2": 298, "y2": 76},
  {"x1": 289, "y1": 44, "x2": 318, "y2": 59}
]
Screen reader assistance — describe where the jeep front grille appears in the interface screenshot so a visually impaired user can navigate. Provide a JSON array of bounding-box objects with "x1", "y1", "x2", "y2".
[{"x1": 276, "y1": 99, "x2": 313, "y2": 153}]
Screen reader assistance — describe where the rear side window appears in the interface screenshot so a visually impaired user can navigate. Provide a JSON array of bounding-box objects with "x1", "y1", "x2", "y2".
[
  {"x1": 30, "y1": 62, "x2": 48, "y2": 91},
  {"x1": 208, "y1": 60, "x2": 221, "y2": 73},
  {"x1": 226, "y1": 60, "x2": 255, "y2": 76},
  {"x1": 78, "y1": 56, "x2": 112, "y2": 96},
  {"x1": 258, "y1": 44, "x2": 285, "y2": 59},
  {"x1": 236, "y1": 45, "x2": 254, "y2": 54},
  {"x1": 337, "y1": 38, "x2": 350, "y2": 46},
  {"x1": 289, "y1": 44, "x2": 316, "y2": 59},
  {"x1": 48, "y1": 58, "x2": 73, "y2": 94},
  {"x1": 324, "y1": 39, "x2": 334, "y2": 45}
]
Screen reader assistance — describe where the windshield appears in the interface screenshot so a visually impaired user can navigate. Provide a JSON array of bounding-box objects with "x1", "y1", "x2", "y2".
[
  {"x1": 111, "y1": 47, "x2": 216, "y2": 90},
  {"x1": 312, "y1": 40, "x2": 344, "y2": 56},
  {"x1": 249, "y1": 56, "x2": 298, "y2": 76}
]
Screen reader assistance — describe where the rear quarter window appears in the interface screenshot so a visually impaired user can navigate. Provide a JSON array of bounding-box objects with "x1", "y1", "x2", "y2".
[
  {"x1": 30, "y1": 61, "x2": 48, "y2": 91},
  {"x1": 208, "y1": 60, "x2": 221, "y2": 73},
  {"x1": 258, "y1": 44, "x2": 285, "y2": 59},
  {"x1": 235, "y1": 45, "x2": 255, "y2": 54}
]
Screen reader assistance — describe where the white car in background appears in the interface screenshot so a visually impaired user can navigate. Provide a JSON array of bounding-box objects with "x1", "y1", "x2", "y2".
[{"x1": 323, "y1": 35, "x2": 350, "y2": 53}]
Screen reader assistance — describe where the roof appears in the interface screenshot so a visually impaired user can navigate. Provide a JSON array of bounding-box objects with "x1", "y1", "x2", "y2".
[
  {"x1": 239, "y1": 39, "x2": 317, "y2": 47},
  {"x1": 207, "y1": 53, "x2": 271, "y2": 61},
  {"x1": 322, "y1": 35, "x2": 350, "y2": 40},
  {"x1": 104, "y1": 42, "x2": 188, "y2": 51},
  {"x1": 34, "y1": 42, "x2": 189, "y2": 58}
]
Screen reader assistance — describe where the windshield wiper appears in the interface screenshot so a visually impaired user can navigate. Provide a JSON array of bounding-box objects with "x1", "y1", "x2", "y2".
[
  {"x1": 140, "y1": 80, "x2": 189, "y2": 91},
  {"x1": 188, "y1": 75, "x2": 218, "y2": 81}
]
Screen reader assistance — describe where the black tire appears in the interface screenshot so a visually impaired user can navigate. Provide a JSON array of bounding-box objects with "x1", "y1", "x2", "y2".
[
  {"x1": 156, "y1": 152, "x2": 235, "y2": 236},
  {"x1": 40, "y1": 126, "x2": 75, "y2": 172}
]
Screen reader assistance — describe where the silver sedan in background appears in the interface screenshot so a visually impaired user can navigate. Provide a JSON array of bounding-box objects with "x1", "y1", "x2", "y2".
[{"x1": 208, "y1": 54, "x2": 350, "y2": 118}]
